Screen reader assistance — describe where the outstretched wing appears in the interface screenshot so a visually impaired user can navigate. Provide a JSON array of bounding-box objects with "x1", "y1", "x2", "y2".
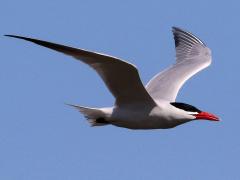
[
  {"x1": 6, "y1": 35, "x2": 155, "y2": 106},
  {"x1": 146, "y1": 27, "x2": 212, "y2": 102}
]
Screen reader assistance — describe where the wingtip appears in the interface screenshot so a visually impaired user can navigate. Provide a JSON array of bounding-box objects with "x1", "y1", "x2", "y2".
[
  {"x1": 4, "y1": 34, "x2": 29, "y2": 40},
  {"x1": 4, "y1": 34, "x2": 14, "y2": 37},
  {"x1": 5, "y1": 34, "x2": 19, "y2": 38},
  {"x1": 171, "y1": 26, "x2": 206, "y2": 46},
  {"x1": 64, "y1": 103, "x2": 78, "y2": 108},
  {"x1": 172, "y1": 26, "x2": 178, "y2": 30},
  {"x1": 172, "y1": 27, "x2": 187, "y2": 35},
  {"x1": 172, "y1": 26, "x2": 180, "y2": 30},
  {"x1": 64, "y1": 102, "x2": 73, "y2": 106},
  {"x1": 172, "y1": 26, "x2": 185, "y2": 33}
]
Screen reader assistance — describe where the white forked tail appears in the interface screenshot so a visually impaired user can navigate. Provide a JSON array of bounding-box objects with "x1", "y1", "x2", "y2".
[{"x1": 66, "y1": 104, "x2": 109, "y2": 126}]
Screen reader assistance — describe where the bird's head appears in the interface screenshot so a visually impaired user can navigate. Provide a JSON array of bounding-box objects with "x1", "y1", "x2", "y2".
[{"x1": 170, "y1": 102, "x2": 219, "y2": 121}]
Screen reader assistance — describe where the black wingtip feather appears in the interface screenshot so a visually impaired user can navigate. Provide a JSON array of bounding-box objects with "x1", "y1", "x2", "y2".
[
  {"x1": 4, "y1": 34, "x2": 47, "y2": 46},
  {"x1": 172, "y1": 30, "x2": 180, "y2": 47},
  {"x1": 172, "y1": 26, "x2": 182, "y2": 32},
  {"x1": 5, "y1": 34, "x2": 27, "y2": 39},
  {"x1": 4, "y1": 34, "x2": 82, "y2": 56},
  {"x1": 4, "y1": 34, "x2": 44, "y2": 43},
  {"x1": 4, "y1": 34, "x2": 48, "y2": 47},
  {"x1": 172, "y1": 27, "x2": 183, "y2": 47},
  {"x1": 172, "y1": 27, "x2": 206, "y2": 47}
]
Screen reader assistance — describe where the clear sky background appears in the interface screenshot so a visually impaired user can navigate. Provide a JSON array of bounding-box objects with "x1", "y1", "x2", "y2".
[{"x1": 0, "y1": 0, "x2": 238, "y2": 179}]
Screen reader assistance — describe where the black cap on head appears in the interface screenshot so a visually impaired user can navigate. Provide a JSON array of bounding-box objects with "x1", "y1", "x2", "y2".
[{"x1": 170, "y1": 102, "x2": 201, "y2": 113}]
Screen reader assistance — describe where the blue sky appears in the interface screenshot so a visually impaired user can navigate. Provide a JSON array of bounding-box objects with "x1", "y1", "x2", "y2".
[{"x1": 1, "y1": 0, "x2": 239, "y2": 179}]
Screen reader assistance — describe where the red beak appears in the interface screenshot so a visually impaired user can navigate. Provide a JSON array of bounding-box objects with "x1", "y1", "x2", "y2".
[{"x1": 195, "y1": 112, "x2": 220, "y2": 121}]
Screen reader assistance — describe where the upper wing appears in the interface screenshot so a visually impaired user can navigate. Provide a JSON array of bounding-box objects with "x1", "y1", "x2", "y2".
[
  {"x1": 6, "y1": 35, "x2": 155, "y2": 106},
  {"x1": 146, "y1": 27, "x2": 212, "y2": 102}
]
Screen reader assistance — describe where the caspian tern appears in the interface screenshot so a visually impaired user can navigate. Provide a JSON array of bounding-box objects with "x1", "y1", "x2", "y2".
[{"x1": 5, "y1": 27, "x2": 219, "y2": 129}]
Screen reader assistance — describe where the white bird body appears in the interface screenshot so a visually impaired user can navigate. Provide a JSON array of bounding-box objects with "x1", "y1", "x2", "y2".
[
  {"x1": 6, "y1": 27, "x2": 219, "y2": 129},
  {"x1": 72, "y1": 99, "x2": 195, "y2": 129}
]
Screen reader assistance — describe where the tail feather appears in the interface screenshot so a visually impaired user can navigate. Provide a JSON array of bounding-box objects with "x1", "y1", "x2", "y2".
[{"x1": 66, "y1": 104, "x2": 109, "y2": 126}]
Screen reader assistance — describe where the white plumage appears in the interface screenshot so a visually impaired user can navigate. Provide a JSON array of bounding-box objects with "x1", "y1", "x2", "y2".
[{"x1": 6, "y1": 27, "x2": 219, "y2": 129}]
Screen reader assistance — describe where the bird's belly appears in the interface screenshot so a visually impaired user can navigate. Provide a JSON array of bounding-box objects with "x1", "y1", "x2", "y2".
[{"x1": 110, "y1": 108, "x2": 180, "y2": 129}]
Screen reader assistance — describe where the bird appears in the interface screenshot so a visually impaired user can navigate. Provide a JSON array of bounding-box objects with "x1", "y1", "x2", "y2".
[{"x1": 5, "y1": 27, "x2": 219, "y2": 129}]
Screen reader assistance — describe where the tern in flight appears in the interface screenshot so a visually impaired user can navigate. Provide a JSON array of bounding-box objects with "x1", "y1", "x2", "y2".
[{"x1": 6, "y1": 27, "x2": 219, "y2": 129}]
